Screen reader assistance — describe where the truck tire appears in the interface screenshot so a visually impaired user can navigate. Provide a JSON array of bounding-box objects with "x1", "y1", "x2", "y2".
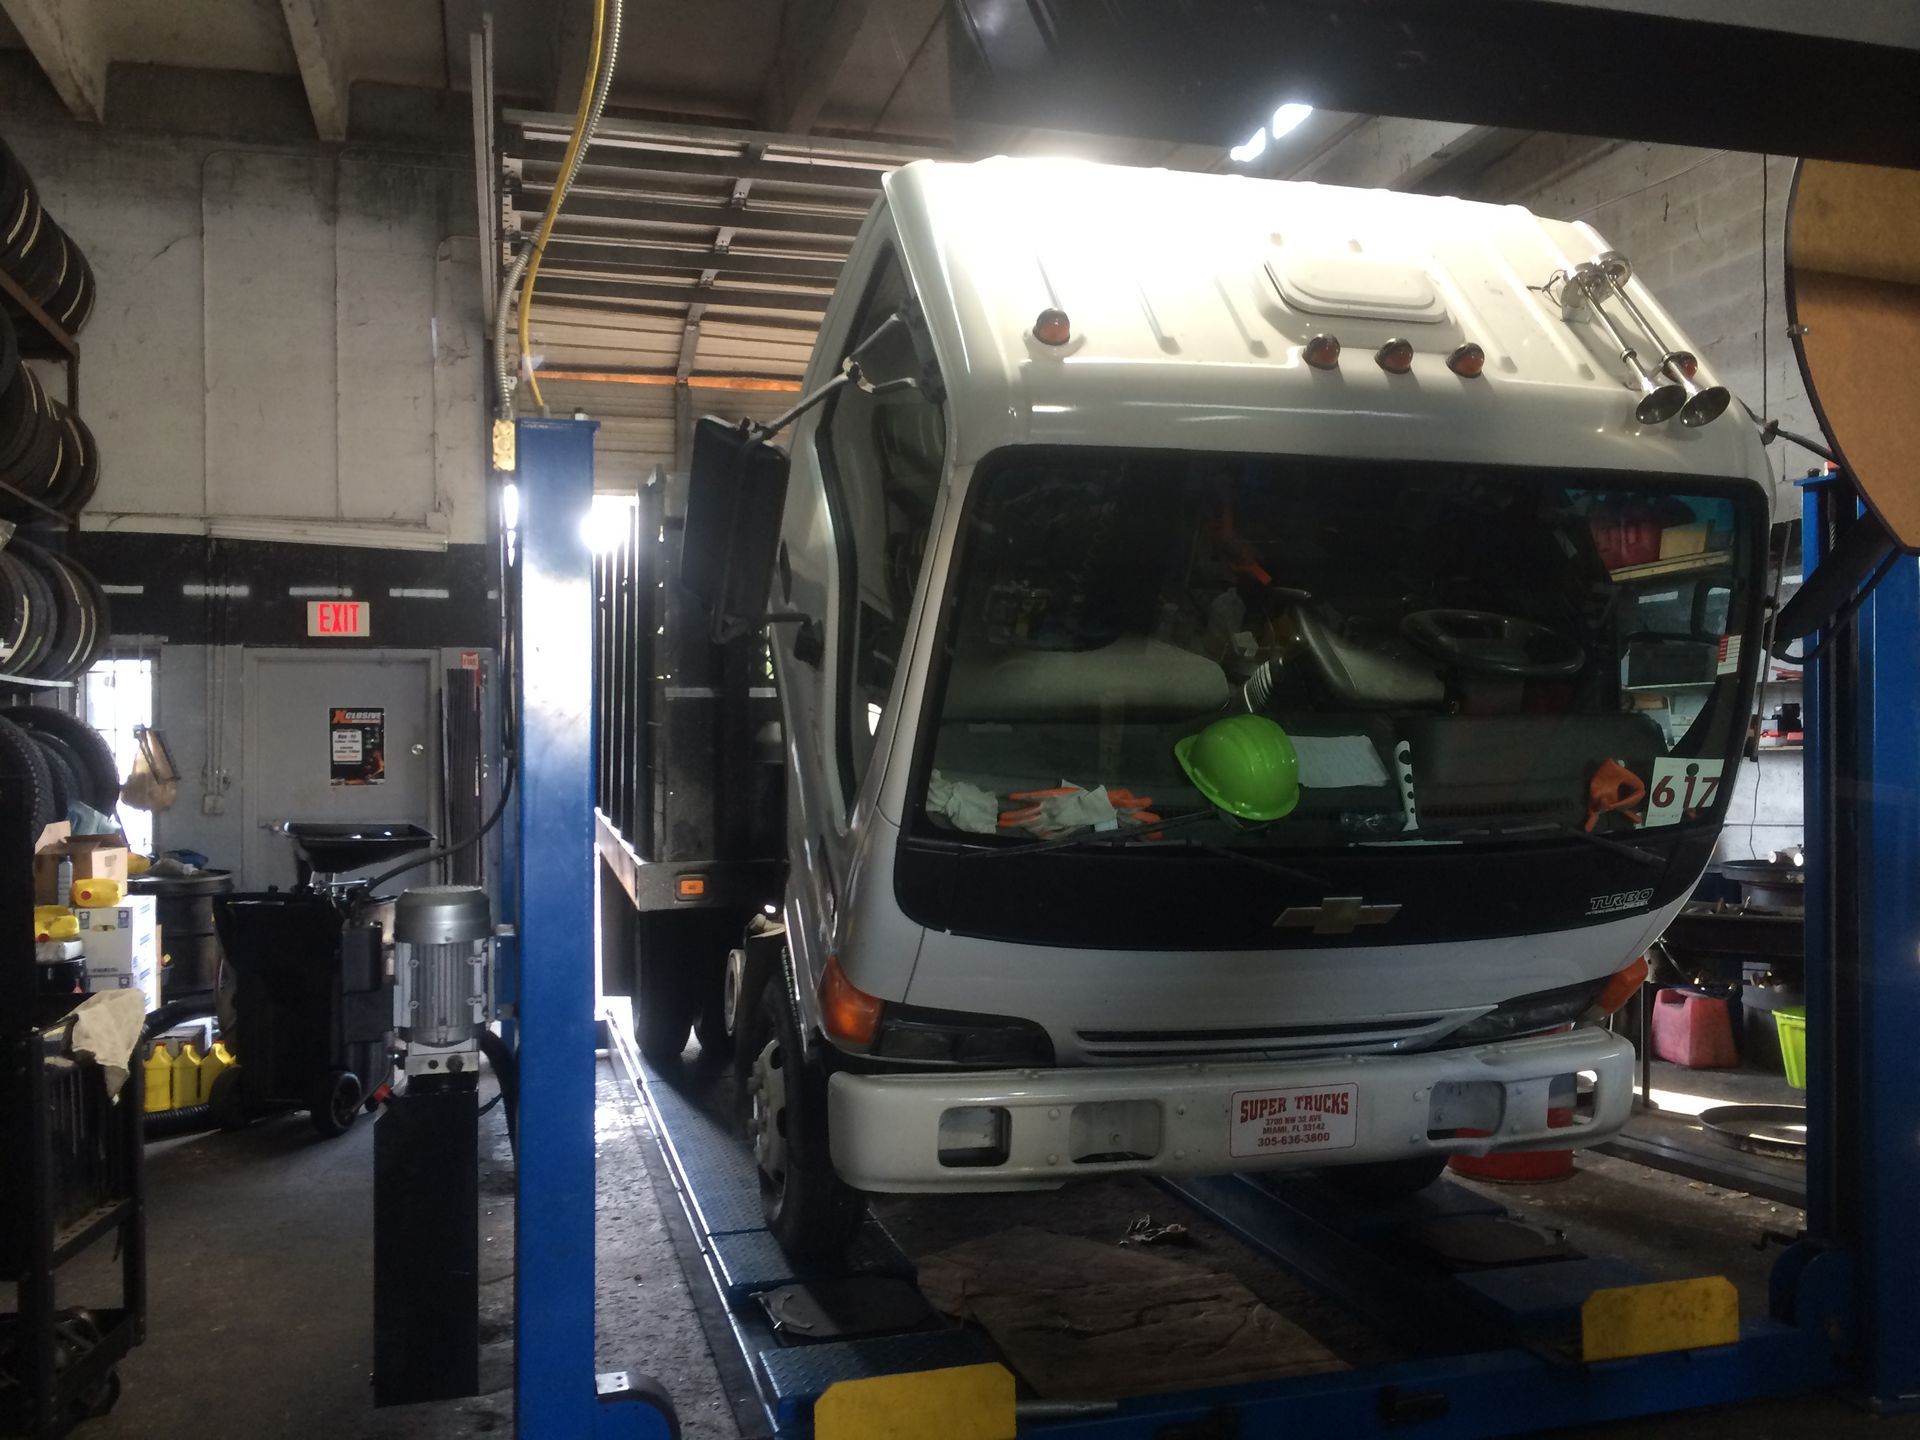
[
  {"x1": 743, "y1": 978, "x2": 864, "y2": 1261},
  {"x1": 691, "y1": 950, "x2": 734, "y2": 1066},
  {"x1": 635, "y1": 956, "x2": 696, "y2": 1064},
  {"x1": 1320, "y1": 1155, "x2": 1448, "y2": 1201}
]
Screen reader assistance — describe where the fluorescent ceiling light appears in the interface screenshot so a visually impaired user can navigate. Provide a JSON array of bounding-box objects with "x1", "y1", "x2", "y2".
[
  {"x1": 1229, "y1": 129, "x2": 1268, "y2": 164},
  {"x1": 1270, "y1": 102, "x2": 1314, "y2": 139}
]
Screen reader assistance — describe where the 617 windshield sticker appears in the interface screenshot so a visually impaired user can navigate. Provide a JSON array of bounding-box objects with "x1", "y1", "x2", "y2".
[{"x1": 1641, "y1": 756, "x2": 1725, "y2": 827}]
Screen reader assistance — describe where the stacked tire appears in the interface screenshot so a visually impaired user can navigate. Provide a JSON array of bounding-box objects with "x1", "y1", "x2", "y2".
[
  {"x1": 0, "y1": 706, "x2": 119, "y2": 832},
  {"x1": 1, "y1": 140, "x2": 99, "y2": 524},
  {"x1": 0, "y1": 536, "x2": 109, "y2": 683},
  {"x1": 1, "y1": 140, "x2": 96, "y2": 335}
]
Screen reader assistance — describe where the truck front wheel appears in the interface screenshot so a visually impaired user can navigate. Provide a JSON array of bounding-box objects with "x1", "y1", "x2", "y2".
[{"x1": 744, "y1": 979, "x2": 865, "y2": 1260}]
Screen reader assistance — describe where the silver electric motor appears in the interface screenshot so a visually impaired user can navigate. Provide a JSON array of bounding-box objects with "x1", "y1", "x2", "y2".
[{"x1": 392, "y1": 885, "x2": 494, "y2": 1077}]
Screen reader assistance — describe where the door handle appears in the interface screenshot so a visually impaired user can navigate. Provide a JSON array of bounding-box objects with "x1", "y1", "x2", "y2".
[{"x1": 792, "y1": 618, "x2": 825, "y2": 668}]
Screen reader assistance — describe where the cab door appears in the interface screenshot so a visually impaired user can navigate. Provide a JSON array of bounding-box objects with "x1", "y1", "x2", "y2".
[{"x1": 775, "y1": 213, "x2": 948, "y2": 998}]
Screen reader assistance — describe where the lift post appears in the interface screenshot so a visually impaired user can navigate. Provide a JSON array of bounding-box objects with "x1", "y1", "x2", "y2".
[
  {"x1": 1794, "y1": 473, "x2": 1920, "y2": 1411},
  {"x1": 510, "y1": 417, "x2": 676, "y2": 1439}
]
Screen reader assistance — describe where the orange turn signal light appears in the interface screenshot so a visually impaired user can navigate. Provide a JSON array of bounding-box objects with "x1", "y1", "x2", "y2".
[
  {"x1": 1375, "y1": 337, "x2": 1415, "y2": 374},
  {"x1": 1303, "y1": 334, "x2": 1342, "y2": 370},
  {"x1": 1591, "y1": 955, "x2": 1649, "y2": 1017},
  {"x1": 1033, "y1": 308, "x2": 1072, "y2": 346},
  {"x1": 819, "y1": 954, "x2": 883, "y2": 1048},
  {"x1": 675, "y1": 875, "x2": 707, "y2": 900},
  {"x1": 1447, "y1": 342, "x2": 1486, "y2": 378}
]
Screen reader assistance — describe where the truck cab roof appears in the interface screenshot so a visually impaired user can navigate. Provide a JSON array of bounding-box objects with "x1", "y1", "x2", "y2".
[{"x1": 881, "y1": 157, "x2": 1769, "y2": 487}]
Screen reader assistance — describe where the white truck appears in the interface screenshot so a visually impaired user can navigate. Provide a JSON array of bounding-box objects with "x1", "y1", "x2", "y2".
[{"x1": 595, "y1": 157, "x2": 1770, "y2": 1258}]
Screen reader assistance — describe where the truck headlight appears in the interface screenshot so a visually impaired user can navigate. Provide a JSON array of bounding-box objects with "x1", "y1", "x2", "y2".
[
  {"x1": 1449, "y1": 979, "x2": 1606, "y2": 1046},
  {"x1": 872, "y1": 1002, "x2": 1054, "y2": 1067}
]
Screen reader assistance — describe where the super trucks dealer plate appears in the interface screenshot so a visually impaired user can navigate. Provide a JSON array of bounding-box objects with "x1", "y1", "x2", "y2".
[{"x1": 1229, "y1": 1084, "x2": 1359, "y2": 1158}]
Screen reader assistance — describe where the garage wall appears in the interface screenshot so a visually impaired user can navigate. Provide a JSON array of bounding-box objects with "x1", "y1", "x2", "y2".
[
  {"x1": 1493, "y1": 142, "x2": 1806, "y2": 861},
  {"x1": 0, "y1": 105, "x2": 487, "y2": 544}
]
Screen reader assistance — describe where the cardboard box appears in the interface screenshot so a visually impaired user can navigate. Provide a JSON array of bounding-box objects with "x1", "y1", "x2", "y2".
[
  {"x1": 77, "y1": 894, "x2": 160, "y2": 1014},
  {"x1": 34, "y1": 834, "x2": 131, "y2": 906},
  {"x1": 1658, "y1": 522, "x2": 1710, "y2": 560}
]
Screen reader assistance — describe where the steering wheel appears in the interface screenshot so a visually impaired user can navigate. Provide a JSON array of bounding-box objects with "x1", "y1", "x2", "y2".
[{"x1": 1401, "y1": 609, "x2": 1585, "y2": 679}]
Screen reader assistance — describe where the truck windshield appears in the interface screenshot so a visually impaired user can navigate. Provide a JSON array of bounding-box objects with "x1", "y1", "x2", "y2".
[{"x1": 911, "y1": 450, "x2": 1764, "y2": 852}]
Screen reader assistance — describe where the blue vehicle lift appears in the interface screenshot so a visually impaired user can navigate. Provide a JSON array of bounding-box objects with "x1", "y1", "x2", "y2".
[{"x1": 504, "y1": 429, "x2": 1920, "y2": 1436}]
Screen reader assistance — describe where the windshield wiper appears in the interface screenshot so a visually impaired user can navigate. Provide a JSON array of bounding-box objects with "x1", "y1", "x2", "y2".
[{"x1": 1382, "y1": 814, "x2": 1665, "y2": 869}]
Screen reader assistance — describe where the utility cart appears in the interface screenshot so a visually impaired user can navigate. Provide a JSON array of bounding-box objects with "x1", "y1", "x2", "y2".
[
  {"x1": 205, "y1": 822, "x2": 420, "y2": 1137},
  {"x1": 1, "y1": 772, "x2": 144, "y2": 1437}
]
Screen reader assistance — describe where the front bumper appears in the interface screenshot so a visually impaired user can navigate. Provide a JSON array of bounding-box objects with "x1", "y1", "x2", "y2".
[{"x1": 828, "y1": 1024, "x2": 1634, "y2": 1193}]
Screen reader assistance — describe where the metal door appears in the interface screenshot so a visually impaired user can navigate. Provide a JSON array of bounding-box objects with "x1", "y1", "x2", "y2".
[{"x1": 242, "y1": 650, "x2": 440, "y2": 890}]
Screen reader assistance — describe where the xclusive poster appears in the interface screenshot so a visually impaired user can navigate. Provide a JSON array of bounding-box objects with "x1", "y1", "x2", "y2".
[{"x1": 329, "y1": 707, "x2": 387, "y2": 786}]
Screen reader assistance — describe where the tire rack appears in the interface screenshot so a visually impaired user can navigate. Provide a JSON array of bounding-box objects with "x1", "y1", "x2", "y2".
[
  {"x1": 0, "y1": 263, "x2": 78, "y2": 529},
  {"x1": 0, "y1": 748, "x2": 146, "y2": 1438}
]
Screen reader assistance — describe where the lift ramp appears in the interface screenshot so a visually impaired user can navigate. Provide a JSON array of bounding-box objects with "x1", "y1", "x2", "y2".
[{"x1": 604, "y1": 1006, "x2": 1837, "y2": 1439}]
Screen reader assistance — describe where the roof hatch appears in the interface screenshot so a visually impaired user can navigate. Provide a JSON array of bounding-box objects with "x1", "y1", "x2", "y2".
[{"x1": 1266, "y1": 252, "x2": 1448, "y2": 325}]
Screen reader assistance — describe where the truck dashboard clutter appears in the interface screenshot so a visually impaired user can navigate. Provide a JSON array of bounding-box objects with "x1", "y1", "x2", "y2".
[{"x1": 594, "y1": 158, "x2": 1768, "y2": 1258}]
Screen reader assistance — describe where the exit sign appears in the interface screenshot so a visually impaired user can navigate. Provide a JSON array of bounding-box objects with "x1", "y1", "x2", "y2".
[{"x1": 307, "y1": 600, "x2": 371, "y2": 637}]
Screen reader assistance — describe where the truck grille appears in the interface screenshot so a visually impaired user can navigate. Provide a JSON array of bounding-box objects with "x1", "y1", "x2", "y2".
[{"x1": 1073, "y1": 1011, "x2": 1476, "y2": 1063}]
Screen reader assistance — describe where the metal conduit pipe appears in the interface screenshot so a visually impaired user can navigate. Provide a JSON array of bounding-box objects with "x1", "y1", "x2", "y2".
[{"x1": 491, "y1": 0, "x2": 625, "y2": 421}]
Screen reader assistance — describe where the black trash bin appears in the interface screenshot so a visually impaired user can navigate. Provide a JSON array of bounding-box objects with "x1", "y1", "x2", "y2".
[
  {"x1": 130, "y1": 868, "x2": 232, "y2": 1010},
  {"x1": 210, "y1": 892, "x2": 391, "y2": 1138}
]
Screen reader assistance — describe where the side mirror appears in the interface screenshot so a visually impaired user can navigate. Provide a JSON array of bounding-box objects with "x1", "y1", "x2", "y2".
[{"x1": 681, "y1": 416, "x2": 791, "y2": 642}]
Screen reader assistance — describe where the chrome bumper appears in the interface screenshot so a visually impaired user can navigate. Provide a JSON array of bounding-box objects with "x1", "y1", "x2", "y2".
[{"x1": 828, "y1": 1025, "x2": 1634, "y2": 1193}]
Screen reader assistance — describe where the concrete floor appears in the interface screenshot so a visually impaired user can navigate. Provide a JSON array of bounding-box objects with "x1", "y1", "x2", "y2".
[{"x1": 30, "y1": 1059, "x2": 1920, "y2": 1440}]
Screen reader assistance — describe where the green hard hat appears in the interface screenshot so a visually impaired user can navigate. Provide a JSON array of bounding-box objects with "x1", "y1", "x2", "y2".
[{"x1": 1174, "y1": 714, "x2": 1301, "y2": 822}]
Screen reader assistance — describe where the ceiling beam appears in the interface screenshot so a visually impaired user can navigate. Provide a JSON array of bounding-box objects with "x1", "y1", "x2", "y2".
[
  {"x1": 544, "y1": 0, "x2": 598, "y2": 111},
  {"x1": 540, "y1": 239, "x2": 849, "y2": 283},
  {"x1": 279, "y1": 0, "x2": 351, "y2": 142},
  {"x1": 0, "y1": 0, "x2": 107, "y2": 121},
  {"x1": 1288, "y1": 117, "x2": 1500, "y2": 192},
  {"x1": 947, "y1": 0, "x2": 1920, "y2": 168},
  {"x1": 758, "y1": 0, "x2": 879, "y2": 133},
  {"x1": 533, "y1": 276, "x2": 830, "y2": 314},
  {"x1": 530, "y1": 283, "x2": 824, "y2": 327},
  {"x1": 510, "y1": 188, "x2": 868, "y2": 239},
  {"x1": 514, "y1": 148, "x2": 888, "y2": 195},
  {"x1": 507, "y1": 107, "x2": 941, "y2": 166}
]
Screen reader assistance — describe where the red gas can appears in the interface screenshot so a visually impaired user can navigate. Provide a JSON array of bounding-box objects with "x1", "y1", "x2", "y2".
[{"x1": 1650, "y1": 987, "x2": 1739, "y2": 1069}]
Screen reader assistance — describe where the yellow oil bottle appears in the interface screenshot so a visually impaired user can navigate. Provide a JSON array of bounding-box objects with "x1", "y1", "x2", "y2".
[
  {"x1": 198, "y1": 1042, "x2": 234, "y2": 1101},
  {"x1": 170, "y1": 1043, "x2": 203, "y2": 1107},
  {"x1": 143, "y1": 1044, "x2": 173, "y2": 1112},
  {"x1": 33, "y1": 906, "x2": 79, "y2": 942},
  {"x1": 71, "y1": 877, "x2": 124, "y2": 907}
]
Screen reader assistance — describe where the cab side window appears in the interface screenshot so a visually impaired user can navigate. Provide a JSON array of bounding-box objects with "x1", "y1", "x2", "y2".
[{"x1": 816, "y1": 249, "x2": 946, "y2": 807}]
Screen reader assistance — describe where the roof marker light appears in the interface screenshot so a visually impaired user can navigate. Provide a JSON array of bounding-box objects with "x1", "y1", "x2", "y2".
[
  {"x1": 1033, "y1": 308, "x2": 1072, "y2": 346},
  {"x1": 1270, "y1": 103, "x2": 1314, "y2": 139},
  {"x1": 1447, "y1": 342, "x2": 1487, "y2": 378},
  {"x1": 1303, "y1": 334, "x2": 1342, "y2": 371},
  {"x1": 1376, "y1": 338, "x2": 1415, "y2": 374},
  {"x1": 1669, "y1": 350, "x2": 1699, "y2": 380}
]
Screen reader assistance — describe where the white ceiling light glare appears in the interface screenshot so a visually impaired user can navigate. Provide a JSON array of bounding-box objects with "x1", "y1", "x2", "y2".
[
  {"x1": 1270, "y1": 102, "x2": 1314, "y2": 139},
  {"x1": 1228, "y1": 102, "x2": 1314, "y2": 166}
]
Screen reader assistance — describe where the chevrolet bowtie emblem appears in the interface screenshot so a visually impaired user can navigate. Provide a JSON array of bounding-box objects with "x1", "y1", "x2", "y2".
[{"x1": 1274, "y1": 897, "x2": 1401, "y2": 935}]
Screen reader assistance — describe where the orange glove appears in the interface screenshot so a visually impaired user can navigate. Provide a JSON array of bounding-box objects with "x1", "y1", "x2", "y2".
[{"x1": 1585, "y1": 757, "x2": 1647, "y2": 832}]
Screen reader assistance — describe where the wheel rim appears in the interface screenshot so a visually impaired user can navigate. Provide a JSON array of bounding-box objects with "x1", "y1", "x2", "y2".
[
  {"x1": 330, "y1": 1075, "x2": 360, "y2": 1128},
  {"x1": 748, "y1": 1036, "x2": 788, "y2": 1193}
]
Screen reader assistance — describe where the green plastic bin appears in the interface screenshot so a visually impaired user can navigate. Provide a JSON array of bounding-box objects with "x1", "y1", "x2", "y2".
[{"x1": 1774, "y1": 1006, "x2": 1808, "y2": 1090}]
